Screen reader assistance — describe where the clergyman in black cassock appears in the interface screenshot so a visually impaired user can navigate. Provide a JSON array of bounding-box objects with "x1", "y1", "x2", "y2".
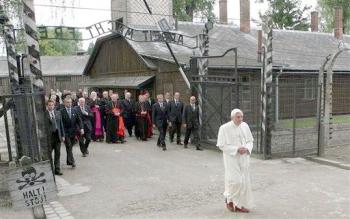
[
  {"x1": 105, "y1": 94, "x2": 125, "y2": 143},
  {"x1": 135, "y1": 95, "x2": 148, "y2": 141}
]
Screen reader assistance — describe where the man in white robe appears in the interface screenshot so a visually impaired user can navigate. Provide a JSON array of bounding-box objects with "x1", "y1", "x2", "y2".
[{"x1": 216, "y1": 108, "x2": 254, "y2": 213}]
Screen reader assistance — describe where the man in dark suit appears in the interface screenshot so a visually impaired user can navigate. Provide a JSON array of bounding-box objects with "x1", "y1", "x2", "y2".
[
  {"x1": 61, "y1": 97, "x2": 83, "y2": 167},
  {"x1": 169, "y1": 92, "x2": 184, "y2": 145},
  {"x1": 46, "y1": 100, "x2": 65, "y2": 175},
  {"x1": 164, "y1": 92, "x2": 171, "y2": 106},
  {"x1": 75, "y1": 97, "x2": 93, "y2": 157},
  {"x1": 164, "y1": 92, "x2": 172, "y2": 138},
  {"x1": 183, "y1": 96, "x2": 203, "y2": 150},
  {"x1": 122, "y1": 92, "x2": 135, "y2": 137},
  {"x1": 152, "y1": 94, "x2": 169, "y2": 151}
]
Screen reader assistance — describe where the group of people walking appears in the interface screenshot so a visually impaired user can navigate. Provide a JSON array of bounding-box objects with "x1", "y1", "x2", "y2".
[
  {"x1": 45, "y1": 89, "x2": 202, "y2": 175},
  {"x1": 152, "y1": 93, "x2": 202, "y2": 151},
  {"x1": 46, "y1": 88, "x2": 254, "y2": 214}
]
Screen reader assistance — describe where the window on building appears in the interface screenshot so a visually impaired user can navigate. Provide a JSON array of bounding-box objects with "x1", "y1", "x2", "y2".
[
  {"x1": 239, "y1": 75, "x2": 252, "y2": 111},
  {"x1": 55, "y1": 76, "x2": 71, "y2": 82},
  {"x1": 304, "y1": 78, "x2": 316, "y2": 100}
]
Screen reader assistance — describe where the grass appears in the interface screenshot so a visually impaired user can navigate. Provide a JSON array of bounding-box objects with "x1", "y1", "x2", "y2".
[{"x1": 279, "y1": 114, "x2": 350, "y2": 129}]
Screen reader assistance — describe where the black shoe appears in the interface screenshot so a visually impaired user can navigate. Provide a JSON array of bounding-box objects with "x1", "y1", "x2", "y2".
[
  {"x1": 196, "y1": 146, "x2": 203, "y2": 151},
  {"x1": 82, "y1": 153, "x2": 87, "y2": 157},
  {"x1": 157, "y1": 143, "x2": 161, "y2": 147},
  {"x1": 72, "y1": 163, "x2": 76, "y2": 168},
  {"x1": 162, "y1": 146, "x2": 167, "y2": 151},
  {"x1": 55, "y1": 171, "x2": 63, "y2": 175},
  {"x1": 184, "y1": 144, "x2": 188, "y2": 148}
]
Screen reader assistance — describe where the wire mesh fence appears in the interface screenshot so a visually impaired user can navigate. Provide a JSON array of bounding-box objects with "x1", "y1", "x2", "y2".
[
  {"x1": 112, "y1": 0, "x2": 175, "y2": 29},
  {"x1": 199, "y1": 73, "x2": 349, "y2": 158}
]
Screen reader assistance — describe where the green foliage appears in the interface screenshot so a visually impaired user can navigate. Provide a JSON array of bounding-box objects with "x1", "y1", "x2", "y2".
[
  {"x1": 318, "y1": 0, "x2": 350, "y2": 34},
  {"x1": 39, "y1": 28, "x2": 82, "y2": 56},
  {"x1": 265, "y1": 0, "x2": 311, "y2": 31},
  {"x1": 87, "y1": 42, "x2": 94, "y2": 55},
  {"x1": 1, "y1": 0, "x2": 22, "y2": 21},
  {"x1": 173, "y1": 0, "x2": 215, "y2": 21}
]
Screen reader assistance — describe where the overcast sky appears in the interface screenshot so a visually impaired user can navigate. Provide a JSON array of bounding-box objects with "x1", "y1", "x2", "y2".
[
  {"x1": 32, "y1": 0, "x2": 318, "y2": 27},
  {"x1": 1, "y1": 0, "x2": 318, "y2": 54}
]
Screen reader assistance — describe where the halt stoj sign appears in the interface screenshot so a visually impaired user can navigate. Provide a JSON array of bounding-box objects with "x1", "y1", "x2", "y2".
[{"x1": 6, "y1": 161, "x2": 57, "y2": 209}]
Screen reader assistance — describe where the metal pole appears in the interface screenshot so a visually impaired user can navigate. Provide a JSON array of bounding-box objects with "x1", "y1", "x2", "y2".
[
  {"x1": 234, "y1": 49, "x2": 239, "y2": 108},
  {"x1": 220, "y1": 87, "x2": 223, "y2": 124},
  {"x1": 262, "y1": 16, "x2": 273, "y2": 159},
  {"x1": 256, "y1": 86, "x2": 260, "y2": 153},
  {"x1": 3, "y1": 101, "x2": 13, "y2": 162},
  {"x1": 317, "y1": 55, "x2": 330, "y2": 156},
  {"x1": 260, "y1": 47, "x2": 266, "y2": 155},
  {"x1": 22, "y1": 0, "x2": 47, "y2": 217},
  {"x1": 275, "y1": 67, "x2": 283, "y2": 123},
  {"x1": 319, "y1": 43, "x2": 349, "y2": 156},
  {"x1": 292, "y1": 84, "x2": 296, "y2": 156}
]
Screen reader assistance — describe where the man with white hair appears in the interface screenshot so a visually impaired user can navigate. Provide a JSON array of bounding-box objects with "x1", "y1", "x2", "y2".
[
  {"x1": 216, "y1": 108, "x2": 254, "y2": 213},
  {"x1": 75, "y1": 97, "x2": 93, "y2": 157}
]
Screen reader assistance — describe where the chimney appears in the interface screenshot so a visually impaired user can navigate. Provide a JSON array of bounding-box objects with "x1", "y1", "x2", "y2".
[
  {"x1": 219, "y1": 0, "x2": 228, "y2": 24},
  {"x1": 240, "y1": 0, "x2": 250, "y2": 33},
  {"x1": 311, "y1": 11, "x2": 318, "y2": 32},
  {"x1": 334, "y1": 7, "x2": 343, "y2": 39},
  {"x1": 257, "y1": 30, "x2": 262, "y2": 62}
]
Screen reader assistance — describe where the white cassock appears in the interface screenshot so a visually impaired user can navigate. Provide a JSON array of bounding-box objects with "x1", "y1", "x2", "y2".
[{"x1": 216, "y1": 121, "x2": 254, "y2": 209}]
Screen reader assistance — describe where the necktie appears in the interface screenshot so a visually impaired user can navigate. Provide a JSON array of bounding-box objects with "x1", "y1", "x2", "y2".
[{"x1": 50, "y1": 111, "x2": 58, "y2": 130}]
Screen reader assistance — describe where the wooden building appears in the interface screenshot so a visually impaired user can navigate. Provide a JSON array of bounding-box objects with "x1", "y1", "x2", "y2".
[
  {"x1": 81, "y1": 34, "x2": 191, "y2": 100},
  {"x1": 82, "y1": 22, "x2": 350, "y2": 124},
  {"x1": 0, "y1": 55, "x2": 89, "y2": 95}
]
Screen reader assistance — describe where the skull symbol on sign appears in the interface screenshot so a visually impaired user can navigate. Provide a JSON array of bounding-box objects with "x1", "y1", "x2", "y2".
[{"x1": 16, "y1": 167, "x2": 46, "y2": 190}]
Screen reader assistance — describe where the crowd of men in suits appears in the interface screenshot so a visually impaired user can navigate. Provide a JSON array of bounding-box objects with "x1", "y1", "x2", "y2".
[{"x1": 45, "y1": 89, "x2": 202, "y2": 175}]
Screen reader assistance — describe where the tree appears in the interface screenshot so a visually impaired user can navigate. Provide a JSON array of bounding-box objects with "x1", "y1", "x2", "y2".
[
  {"x1": 1, "y1": 0, "x2": 81, "y2": 55},
  {"x1": 318, "y1": 0, "x2": 350, "y2": 34},
  {"x1": 39, "y1": 28, "x2": 82, "y2": 56},
  {"x1": 87, "y1": 42, "x2": 95, "y2": 55},
  {"x1": 264, "y1": 0, "x2": 311, "y2": 31},
  {"x1": 173, "y1": 0, "x2": 215, "y2": 22}
]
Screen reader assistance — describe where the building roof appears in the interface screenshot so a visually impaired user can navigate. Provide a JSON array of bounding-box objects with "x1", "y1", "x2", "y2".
[
  {"x1": 126, "y1": 21, "x2": 350, "y2": 72},
  {"x1": 272, "y1": 30, "x2": 350, "y2": 71},
  {"x1": 1, "y1": 22, "x2": 349, "y2": 79},
  {"x1": 0, "y1": 55, "x2": 89, "y2": 78},
  {"x1": 82, "y1": 34, "x2": 158, "y2": 76},
  {"x1": 79, "y1": 75, "x2": 155, "y2": 88}
]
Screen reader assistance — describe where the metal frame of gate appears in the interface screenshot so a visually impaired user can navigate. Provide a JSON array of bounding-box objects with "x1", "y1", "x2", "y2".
[{"x1": 189, "y1": 48, "x2": 239, "y2": 139}]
